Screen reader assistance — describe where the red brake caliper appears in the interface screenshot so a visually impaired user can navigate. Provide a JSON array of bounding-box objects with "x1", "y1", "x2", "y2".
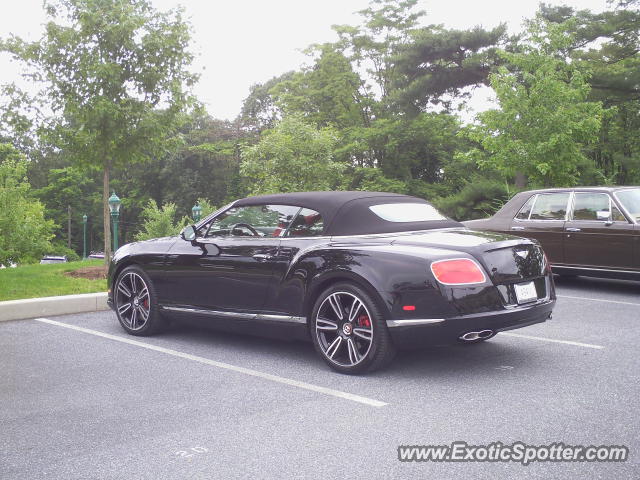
[
  {"x1": 143, "y1": 299, "x2": 149, "y2": 309},
  {"x1": 357, "y1": 314, "x2": 371, "y2": 328}
]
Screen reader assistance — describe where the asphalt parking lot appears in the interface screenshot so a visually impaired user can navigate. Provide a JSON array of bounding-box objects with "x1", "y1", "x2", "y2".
[{"x1": 1, "y1": 276, "x2": 639, "y2": 479}]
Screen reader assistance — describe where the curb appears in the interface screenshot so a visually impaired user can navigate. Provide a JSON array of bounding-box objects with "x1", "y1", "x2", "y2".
[{"x1": 0, "y1": 292, "x2": 109, "y2": 322}]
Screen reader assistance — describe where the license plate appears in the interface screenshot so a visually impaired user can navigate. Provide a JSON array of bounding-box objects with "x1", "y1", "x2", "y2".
[{"x1": 514, "y1": 281, "x2": 538, "y2": 304}]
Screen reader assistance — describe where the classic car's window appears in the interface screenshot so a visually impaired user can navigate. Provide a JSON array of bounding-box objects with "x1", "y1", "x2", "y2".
[
  {"x1": 284, "y1": 208, "x2": 323, "y2": 237},
  {"x1": 571, "y1": 193, "x2": 627, "y2": 222},
  {"x1": 616, "y1": 188, "x2": 640, "y2": 221},
  {"x1": 572, "y1": 193, "x2": 610, "y2": 221},
  {"x1": 515, "y1": 195, "x2": 535, "y2": 220},
  {"x1": 369, "y1": 203, "x2": 447, "y2": 222},
  {"x1": 529, "y1": 193, "x2": 570, "y2": 220},
  {"x1": 205, "y1": 204, "x2": 301, "y2": 237}
]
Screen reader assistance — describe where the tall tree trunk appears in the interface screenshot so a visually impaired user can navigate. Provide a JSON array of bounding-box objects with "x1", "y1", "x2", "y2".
[
  {"x1": 514, "y1": 171, "x2": 528, "y2": 189},
  {"x1": 103, "y1": 163, "x2": 111, "y2": 266},
  {"x1": 67, "y1": 205, "x2": 72, "y2": 249}
]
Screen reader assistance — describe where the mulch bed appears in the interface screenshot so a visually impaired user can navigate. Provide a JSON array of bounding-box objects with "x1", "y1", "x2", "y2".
[{"x1": 64, "y1": 266, "x2": 107, "y2": 280}]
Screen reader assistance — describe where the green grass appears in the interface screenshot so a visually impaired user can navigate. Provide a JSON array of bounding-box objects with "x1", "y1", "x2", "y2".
[{"x1": 0, "y1": 260, "x2": 107, "y2": 301}]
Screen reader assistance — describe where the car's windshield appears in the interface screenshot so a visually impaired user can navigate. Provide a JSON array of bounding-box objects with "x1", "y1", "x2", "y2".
[{"x1": 615, "y1": 189, "x2": 640, "y2": 221}]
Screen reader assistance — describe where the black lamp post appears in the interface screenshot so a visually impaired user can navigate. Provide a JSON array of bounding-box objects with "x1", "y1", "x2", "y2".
[{"x1": 108, "y1": 192, "x2": 121, "y2": 252}]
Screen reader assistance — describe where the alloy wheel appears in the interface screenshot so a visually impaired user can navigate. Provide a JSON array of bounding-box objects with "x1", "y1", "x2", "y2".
[
  {"x1": 315, "y1": 291, "x2": 373, "y2": 367},
  {"x1": 115, "y1": 271, "x2": 151, "y2": 331}
]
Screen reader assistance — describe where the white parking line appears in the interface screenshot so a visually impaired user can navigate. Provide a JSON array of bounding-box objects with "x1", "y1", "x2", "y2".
[
  {"x1": 499, "y1": 332, "x2": 604, "y2": 350},
  {"x1": 557, "y1": 294, "x2": 640, "y2": 307},
  {"x1": 34, "y1": 318, "x2": 387, "y2": 408}
]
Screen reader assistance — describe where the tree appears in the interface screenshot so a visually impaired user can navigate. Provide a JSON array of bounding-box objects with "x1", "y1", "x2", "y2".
[
  {"x1": 465, "y1": 17, "x2": 604, "y2": 187},
  {"x1": 0, "y1": 144, "x2": 55, "y2": 264},
  {"x1": 1, "y1": 0, "x2": 197, "y2": 263},
  {"x1": 134, "y1": 200, "x2": 188, "y2": 241},
  {"x1": 240, "y1": 115, "x2": 344, "y2": 195},
  {"x1": 392, "y1": 24, "x2": 507, "y2": 113},
  {"x1": 540, "y1": 1, "x2": 640, "y2": 184}
]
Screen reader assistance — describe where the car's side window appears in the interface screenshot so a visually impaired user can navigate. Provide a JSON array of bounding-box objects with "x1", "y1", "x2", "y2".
[
  {"x1": 284, "y1": 208, "x2": 323, "y2": 237},
  {"x1": 204, "y1": 204, "x2": 301, "y2": 238},
  {"x1": 529, "y1": 193, "x2": 570, "y2": 220},
  {"x1": 514, "y1": 195, "x2": 536, "y2": 220},
  {"x1": 572, "y1": 193, "x2": 628, "y2": 222},
  {"x1": 572, "y1": 193, "x2": 609, "y2": 221}
]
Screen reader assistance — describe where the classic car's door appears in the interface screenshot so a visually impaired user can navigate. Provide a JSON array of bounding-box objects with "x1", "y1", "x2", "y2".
[
  {"x1": 164, "y1": 204, "x2": 301, "y2": 313},
  {"x1": 509, "y1": 192, "x2": 570, "y2": 264},
  {"x1": 563, "y1": 192, "x2": 634, "y2": 269}
]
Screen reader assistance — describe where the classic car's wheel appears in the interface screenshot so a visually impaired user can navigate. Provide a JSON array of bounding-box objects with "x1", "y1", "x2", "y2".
[
  {"x1": 114, "y1": 265, "x2": 165, "y2": 336},
  {"x1": 311, "y1": 282, "x2": 395, "y2": 374}
]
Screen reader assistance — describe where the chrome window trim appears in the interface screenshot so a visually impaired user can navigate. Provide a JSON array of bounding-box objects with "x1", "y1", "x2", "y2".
[
  {"x1": 513, "y1": 194, "x2": 537, "y2": 221},
  {"x1": 570, "y1": 192, "x2": 609, "y2": 222},
  {"x1": 514, "y1": 192, "x2": 571, "y2": 222}
]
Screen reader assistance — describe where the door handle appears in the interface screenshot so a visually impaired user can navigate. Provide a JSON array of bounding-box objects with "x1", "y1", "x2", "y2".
[
  {"x1": 566, "y1": 227, "x2": 581, "y2": 232},
  {"x1": 511, "y1": 226, "x2": 525, "y2": 231},
  {"x1": 252, "y1": 253, "x2": 274, "y2": 261}
]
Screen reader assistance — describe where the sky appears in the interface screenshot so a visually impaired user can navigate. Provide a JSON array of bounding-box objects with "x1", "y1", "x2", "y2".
[{"x1": 0, "y1": 0, "x2": 611, "y2": 121}]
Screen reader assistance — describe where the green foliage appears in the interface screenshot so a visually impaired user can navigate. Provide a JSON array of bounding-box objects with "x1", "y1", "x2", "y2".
[
  {"x1": 134, "y1": 200, "x2": 187, "y2": 241},
  {"x1": 34, "y1": 166, "x2": 101, "y2": 255},
  {"x1": 342, "y1": 167, "x2": 408, "y2": 193},
  {"x1": 0, "y1": 259, "x2": 105, "y2": 301},
  {"x1": 435, "y1": 177, "x2": 511, "y2": 221},
  {"x1": 0, "y1": 144, "x2": 55, "y2": 265},
  {"x1": 392, "y1": 24, "x2": 507, "y2": 112},
  {"x1": 240, "y1": 115, "x2": 344, "y2": 195},
  {"x1": 1, "y1": 0, "x2": 197, "y2": 259},
  {"x1": 48, "y1": 241, "x2": 81, "y2": 262},
  {"x1": 465, "y1": 17, "x2": 605, "y2": 186}
]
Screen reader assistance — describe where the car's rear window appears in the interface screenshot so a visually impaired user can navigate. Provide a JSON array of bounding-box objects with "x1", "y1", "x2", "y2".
[{"x1": 369, "y1": 203, "x2": 447, "y2": 222}]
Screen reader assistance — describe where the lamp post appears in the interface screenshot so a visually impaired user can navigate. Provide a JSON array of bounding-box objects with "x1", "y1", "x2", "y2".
[
  {"x1": 192, "y1": 202, "x2": 202, "y2": 222},
  {"x1": 82, "y1": 214, "x2": 88, "y2": 259},
  {"x1": 108, "y1": 192, "x2": 121, "y2": 252}
]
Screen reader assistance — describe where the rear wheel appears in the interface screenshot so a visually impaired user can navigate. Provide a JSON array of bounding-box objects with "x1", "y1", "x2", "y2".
[
  {"x1": 310, "y1": 282, "x2": 395, "y2": 374},
  {"x1": 114, "y1": 265, "x2": 165, "y2": 336}
]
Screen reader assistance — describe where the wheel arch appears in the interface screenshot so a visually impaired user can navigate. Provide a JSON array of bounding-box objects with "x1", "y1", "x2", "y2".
[{"x1": 303, "y1": 270, "x2": 392, "y2": 325}]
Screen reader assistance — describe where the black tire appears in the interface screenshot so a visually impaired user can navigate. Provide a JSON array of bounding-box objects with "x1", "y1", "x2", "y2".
[
  {"x1": 310, "y1": 282, "x2": 396, "y2": 374},
  {"x1": 113, "y1": 265, "x2": 166, "y2": 336}
]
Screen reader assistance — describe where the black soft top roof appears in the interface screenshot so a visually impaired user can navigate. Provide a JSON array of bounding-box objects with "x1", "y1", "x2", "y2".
[{"x1": 234, "y1": 191, "x2": 461, "y2": 235}]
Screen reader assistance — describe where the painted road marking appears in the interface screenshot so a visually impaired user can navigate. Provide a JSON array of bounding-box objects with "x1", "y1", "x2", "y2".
[
  {"x1": 500, "y1": 332, "x2": 604, "y2": 350},
  {"x1": 34, "y1": 318, "x2": 387, "y2": 408},
  {"x1": 557, "y1": 294, "x2": 640, "y2": 307}
]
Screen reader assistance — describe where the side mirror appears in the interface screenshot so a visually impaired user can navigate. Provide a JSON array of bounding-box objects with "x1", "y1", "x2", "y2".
[
  {"x1": 596, "y1": 210, "x2": 612, "y2": 223},
  {"x1": 180, "y1": 225, "x2": 197, "y2": 241}
]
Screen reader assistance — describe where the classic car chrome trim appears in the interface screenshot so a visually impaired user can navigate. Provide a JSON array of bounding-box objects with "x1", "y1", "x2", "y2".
[
  {"x1": 514, "y1": 192, "x2": 572, "y2": 222},
  {"x1": 386, "y1": 318, "x2": 445, "y2": 327},
  {"x1": 552, "y1": 264, "x2": 638, "y2": 274},
  {"x1": 161, "y1": 306, "x2": 306, "y2": 324}
]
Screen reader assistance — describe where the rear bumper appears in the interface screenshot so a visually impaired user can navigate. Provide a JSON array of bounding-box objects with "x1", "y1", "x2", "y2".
[{"x1": 387, "y1": 299, "x2": 554, "y2": 348}]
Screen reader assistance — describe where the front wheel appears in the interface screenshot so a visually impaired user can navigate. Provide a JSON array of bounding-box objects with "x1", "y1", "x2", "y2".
[
  {"x1": 114, "y1": 265, "x2": 165, "y2": 336},
  {"x1": 310, "y1": 282, "x2": 395, "y2": 374}
]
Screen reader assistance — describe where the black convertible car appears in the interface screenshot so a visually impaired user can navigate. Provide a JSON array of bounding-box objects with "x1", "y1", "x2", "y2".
[{"x1": 108, "y1": 191, "x2": 555, "y2": 373}]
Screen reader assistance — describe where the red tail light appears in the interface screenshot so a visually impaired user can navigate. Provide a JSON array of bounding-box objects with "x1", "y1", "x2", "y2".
[{"x1": 430, "y1": 258, "x2": 486, "y2": 285}]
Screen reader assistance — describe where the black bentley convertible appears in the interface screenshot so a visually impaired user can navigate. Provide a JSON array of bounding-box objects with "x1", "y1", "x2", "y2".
[{"x1": 108, "y1": 191, "x2": 555, "y2": 373}]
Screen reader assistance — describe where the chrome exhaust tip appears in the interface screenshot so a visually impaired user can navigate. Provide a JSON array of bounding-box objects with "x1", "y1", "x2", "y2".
[{"x1": 459, "y1": 330, "x2": 494, "y2": 342}]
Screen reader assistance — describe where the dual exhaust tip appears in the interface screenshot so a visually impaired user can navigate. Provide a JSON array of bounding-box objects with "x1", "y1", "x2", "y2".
[{"x1": 459, "y1": 329, "x2": 494, "y2": 342}]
